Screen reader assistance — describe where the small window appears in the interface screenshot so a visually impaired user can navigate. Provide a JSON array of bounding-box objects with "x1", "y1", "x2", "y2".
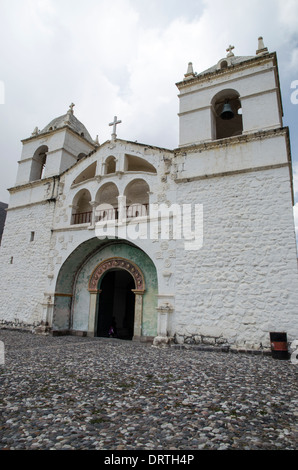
[
  {"x1": 10, "y1": 256, "x2": 13, "y2": 264},
  {"x1": 30, "y1": 231, "x2": 35, "y2": 242}
]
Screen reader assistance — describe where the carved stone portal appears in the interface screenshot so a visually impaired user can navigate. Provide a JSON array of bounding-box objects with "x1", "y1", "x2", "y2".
[
  {"x1": 88, "y1": 257, "x2": 145, "y2": 340},
  {"x1": 89, "y1": 257, "x2": 145, "y2": 293}
]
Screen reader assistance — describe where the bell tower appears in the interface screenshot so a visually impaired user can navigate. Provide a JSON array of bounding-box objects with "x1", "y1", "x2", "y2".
[
  {"x1": 15, "y1": 104, "x2": 97, "y2": 186},
  {"x1": 176, "y1": 38, "x2": 283, "y2": 147}
]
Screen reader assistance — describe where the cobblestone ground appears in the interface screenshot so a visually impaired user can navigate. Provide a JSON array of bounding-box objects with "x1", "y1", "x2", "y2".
[{"x1": 0, "y1": 329, "x2": 297, "y2": 450}]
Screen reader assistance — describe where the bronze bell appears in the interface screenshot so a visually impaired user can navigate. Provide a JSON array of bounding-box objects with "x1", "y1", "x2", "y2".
[{"x1": 220, "y1": 101, "x2": 234, "y2": 120}]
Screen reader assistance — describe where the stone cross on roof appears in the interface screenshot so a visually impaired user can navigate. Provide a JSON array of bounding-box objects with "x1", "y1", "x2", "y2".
[
  {"x1": 69, "y1": 102, "x2": 75, "y2": 114},
  {"x1": 226, "y1": 45, "x2": 235, "y2": 57},
  {"x1": 109, "y1": 116, "x2": 122, "y2": 142}
]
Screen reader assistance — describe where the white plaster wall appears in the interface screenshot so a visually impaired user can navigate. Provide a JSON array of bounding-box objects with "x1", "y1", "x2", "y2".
[
  {"x1": 177, "y1": 131, "x2": 289, "y2": 180},
  {"x1": 173, "y1": 166, "x2": 298, "y2": 349},
  {"x1": 179, "y1": 108, "x2": 212, "y2": 146},
  {"x1": 0, "y1": 202, "x2": 55, "y2": 327},
  {"x1": 242, "y1": 91, "x2": 281, "y2": 133},
  {"x1": 8, "y1": 179, "x2": 57, "y2": 209},
  {"x1": 63, "y1": 131, "x2": 94, "y2": 159}
]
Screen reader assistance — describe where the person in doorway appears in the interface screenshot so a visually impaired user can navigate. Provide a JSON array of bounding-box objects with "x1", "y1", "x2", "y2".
[{"x1": 108, "y1": 317, "x2": 117, "y2": 338}]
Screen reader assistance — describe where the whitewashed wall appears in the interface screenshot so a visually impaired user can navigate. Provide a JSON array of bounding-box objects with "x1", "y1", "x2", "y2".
[
  {"x1": 173, "y1": 165, "x2": 298, "y2": 349},
  {"x1": 0, "y1": 202, "x2": 55, "y2": 328}
]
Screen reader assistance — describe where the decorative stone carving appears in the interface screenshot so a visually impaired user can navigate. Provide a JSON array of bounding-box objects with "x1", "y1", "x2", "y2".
[
  {"x1": 88, "y1": 257, "x2": 145, "y2": 292},
  {"x1": 157, "y1": 302, "x2": 174, "y2": 314},
  {"x1": 162, "y1": 271, "x2": 172, "y2": 286},
  {"x1": 160, "y1": 241, "x2": 169, "y2": 251}
]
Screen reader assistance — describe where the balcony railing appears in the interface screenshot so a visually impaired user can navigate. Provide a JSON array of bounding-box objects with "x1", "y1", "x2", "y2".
[
  {"x1": 96, "y1": 207, "x2": 119, "y2": 222},
  {"x1": 72, "y1": 211, "x2": 92, "y2": 225},
  {"x1": 72, "y1": 204, "x2": 149, "y2": 225}
]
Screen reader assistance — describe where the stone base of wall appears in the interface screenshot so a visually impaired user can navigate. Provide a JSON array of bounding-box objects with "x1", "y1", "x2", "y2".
[
  {"x1": 51, "y1": 329, "x2": 94, "y2": 337},
  {"x1": 0, "y1": 320, "x2": 50, "y2": 335},
  {"x1": 174, "y1": 333, "x2": 229, "y2": 347},
  {"x1": 172, "y1": 343, "x2": 272, "y2": 356},
  {"x1": 172, "y1": 333, "x2": 272, "y2": 355},
  {"x1": 153, "y1": 336, "x2": 174, "y2": 348}
]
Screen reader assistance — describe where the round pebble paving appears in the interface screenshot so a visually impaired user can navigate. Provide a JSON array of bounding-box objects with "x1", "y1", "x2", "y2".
[{"x1": 0, "y1": 329, "x2": 297, "y2": 450}]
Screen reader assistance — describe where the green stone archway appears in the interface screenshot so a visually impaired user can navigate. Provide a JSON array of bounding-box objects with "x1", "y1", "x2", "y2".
[{"x1": 53, "y1": 239, "x2": 158, "y2": 340}]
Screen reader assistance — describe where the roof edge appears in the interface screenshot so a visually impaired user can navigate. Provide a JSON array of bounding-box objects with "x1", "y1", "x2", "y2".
[
  {"x1": 21, "y1": 125, "x2": 97, "y2": 148},
  {"x1": 176, "y1": 52, "x2": 277, "y2": 89}
]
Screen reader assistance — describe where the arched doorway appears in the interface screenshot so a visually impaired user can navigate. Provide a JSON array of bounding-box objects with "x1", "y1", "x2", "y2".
[
  {"x1": 88, "y1": 257, "x2": 146, "y2": 340},
  {"x1": 97, "y1": 269, "x2": 135, "y2": 340},
  {"x1": 52, "y1": 241, "x2": 158, "y2": 340}
]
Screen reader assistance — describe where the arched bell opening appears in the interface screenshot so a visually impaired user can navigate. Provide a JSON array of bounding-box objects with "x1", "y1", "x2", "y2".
[
  {"x1": 29, "y1": 145, "x2": 49, "y2": 181},
  {"x1": 212, "y1": 89, "x2": 243, "y2": 140}
]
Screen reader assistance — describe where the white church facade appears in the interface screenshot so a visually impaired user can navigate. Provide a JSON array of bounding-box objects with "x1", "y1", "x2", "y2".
[{"x1": 1, "y1": 39, "x2": 298, "y2": 351}]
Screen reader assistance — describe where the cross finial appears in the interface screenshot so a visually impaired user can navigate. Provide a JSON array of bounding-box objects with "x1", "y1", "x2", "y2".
[
  {"x1": 109, "y1": 116, "x2": 122, "y2": 142},
  {"x1": 69, "y1": 102, "x2": 75, "y2": 114},
  {"x1": 226, "y1": 45, "x2": 235, "y2": 57}
]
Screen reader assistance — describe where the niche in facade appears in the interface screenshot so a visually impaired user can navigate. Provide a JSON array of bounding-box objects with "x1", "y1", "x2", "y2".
[
  {"x1": 105, "y1": 156, "x2": 117, "y2": 175},
  {"x1": 72, "y1": 162, "x2": 96, "y2": 185},
  {"x1": 212, "y1": 89, "x2": 243, "y2": 140},
  {"x1": 125, "y1": 155, "x2": 157, "y2": 174}
]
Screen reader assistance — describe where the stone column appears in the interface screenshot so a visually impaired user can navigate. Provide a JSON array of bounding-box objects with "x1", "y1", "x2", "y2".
[
  {"x1": 101, "y1": 161, "x2": 107, "y2": 175},
  {"x1": 153, "y1": 303, "x2": 174, "y2": 347},
  {"x1": 117, "y1": 195, "x2": 127, "y2": 224},
  {"x1": 88, "y1": 290, "x2": 101, "y2": 337},
  {"x1": 89, "y1": 200, "x2": 97, "y2": 228},
  {"x1": 38, "y1": 293, "x2": 55, "y2": 334},
  {"x1": 69, "y1": 204, "x2": 79, "y2": 225},
  {"x1": 132, "y1": 290, "x2": 144, "y2": 341}
]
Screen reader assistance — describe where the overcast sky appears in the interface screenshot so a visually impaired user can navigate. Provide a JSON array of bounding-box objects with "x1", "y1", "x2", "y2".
[{"x1": 0, "y1": 0, "x2": 298, "y2": 238}]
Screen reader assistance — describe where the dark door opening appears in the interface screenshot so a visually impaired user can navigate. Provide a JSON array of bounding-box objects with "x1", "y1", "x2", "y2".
[{"x1": 97, "y1": 269, "x2": 135, "y2": 340}]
